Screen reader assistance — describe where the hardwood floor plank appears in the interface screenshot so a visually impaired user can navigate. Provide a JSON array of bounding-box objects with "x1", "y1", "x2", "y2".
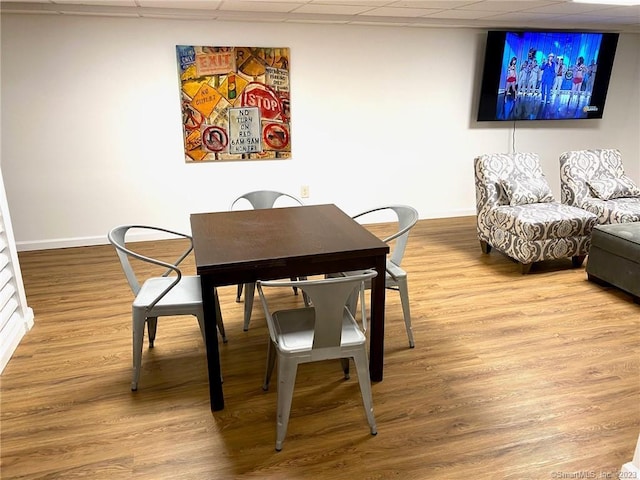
[{"x1": 1, "y1": 216, "x2": 638, "y2": 479}]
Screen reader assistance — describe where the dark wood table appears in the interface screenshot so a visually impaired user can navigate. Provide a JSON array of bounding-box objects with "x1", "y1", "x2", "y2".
[{"x1": 190, "y1": 204, "x2": 390, "y2": 411}]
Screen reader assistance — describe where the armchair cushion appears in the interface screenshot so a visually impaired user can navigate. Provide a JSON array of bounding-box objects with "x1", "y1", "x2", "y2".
[
  {"x1": 581, "y1": 197, "x2": 640, "y2": 224},
  {"x1": 587, "y1": 175, "x2": 640, "y2": 201},
  {"x1": 501, "y1": 177, "x2": 555, "y2": 206},
  {"x1": 488, "y1": 202, "x2": 595, "y2": 242},
  {"x1": 559, "y1": 149, "x2": 640, "y2": 224}
]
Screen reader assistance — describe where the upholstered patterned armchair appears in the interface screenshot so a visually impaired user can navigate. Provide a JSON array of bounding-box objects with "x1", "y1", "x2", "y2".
[
  {"x1": 559, "y1": 149, "x2": 640, "y2": 224},
  {"x1": 475, "y1": 152, "x2": 598, "y2": 273}
]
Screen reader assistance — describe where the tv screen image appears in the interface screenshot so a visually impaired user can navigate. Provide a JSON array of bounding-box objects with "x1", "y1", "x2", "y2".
[{"x1": 477, "y1": 31, "x2": 619, "y2": 122}]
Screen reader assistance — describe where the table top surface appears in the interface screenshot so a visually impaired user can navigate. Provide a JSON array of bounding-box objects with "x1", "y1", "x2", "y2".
[{"x1": 190, "y1": 204, "x2": 389, "y2": 275}]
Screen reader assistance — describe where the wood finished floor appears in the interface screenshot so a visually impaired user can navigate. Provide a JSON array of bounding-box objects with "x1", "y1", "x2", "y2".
[{"x1": 1, "y1": 216, "x2": 638, "y2": 479}]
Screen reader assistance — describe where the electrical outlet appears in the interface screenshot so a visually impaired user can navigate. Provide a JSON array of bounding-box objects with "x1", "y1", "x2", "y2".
[{"x1": 300, "y1": 185, "x2": 310, "y2": 198}]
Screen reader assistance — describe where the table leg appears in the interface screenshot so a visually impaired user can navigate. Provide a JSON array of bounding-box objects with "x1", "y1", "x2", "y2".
[
  {"x1": 369, "y1": 255, "x2": 386, "y2": 382},
  {"x1": 200, "y1": 274, "x2": 224, "y2": 411}
]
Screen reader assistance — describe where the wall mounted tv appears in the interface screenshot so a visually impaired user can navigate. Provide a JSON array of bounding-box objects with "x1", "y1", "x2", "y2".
[{"x1": 477, "y1": 30, "x2": 619, "y2": 121}]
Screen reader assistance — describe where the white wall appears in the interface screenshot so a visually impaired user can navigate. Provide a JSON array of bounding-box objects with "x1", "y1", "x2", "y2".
[{"x1": 1, "y1": 14, "x2": 639, "y2": 250}]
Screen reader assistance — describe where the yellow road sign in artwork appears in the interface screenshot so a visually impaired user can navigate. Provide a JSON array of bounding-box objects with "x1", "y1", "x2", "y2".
[{"x1": 191, "y1": 83, "x2": 222, "y2": 118}]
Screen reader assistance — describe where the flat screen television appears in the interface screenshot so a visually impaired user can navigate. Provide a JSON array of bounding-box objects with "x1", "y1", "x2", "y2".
[{"x1": 477, "y1": 30, "x2": 619, "y2": 121}]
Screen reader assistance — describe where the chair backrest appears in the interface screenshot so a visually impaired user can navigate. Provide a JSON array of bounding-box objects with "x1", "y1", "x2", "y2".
[
  {"x1": 230, "y1": 190, "x2": 303, "y2": 211},
  {"x1": 474, "y1": 152, "x2": 547, "y2": 211},
  {"x1": 559, "y1": 148, "x2": 625, "y2": 207},
  {"x1": 257, "y1": 270, "x2": 377, "y2": 349},
  {"x1": 352, "y1": 206, "x2": 418, "y2": 267},
  {"x1": 107, "y1": 225, "x2": 192, "y2": 309},
  {"x1": 474, "y1": 152, "x2": 553, "y2": 241},
  {"x1": 256, "y1": 270, "x2": 378, "y2": 349}
]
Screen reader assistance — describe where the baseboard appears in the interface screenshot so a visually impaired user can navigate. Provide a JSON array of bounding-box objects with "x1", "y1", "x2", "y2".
[
  {"x1": 16, "y1": 231, "x2": 177, "y2": 252},
  {"x1": 429, "y1": 208, "x2": 476, "y2": 219}
]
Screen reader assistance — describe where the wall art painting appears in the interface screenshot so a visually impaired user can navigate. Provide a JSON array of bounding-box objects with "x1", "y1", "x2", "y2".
[{"x1": 176, "y1": 46, "x2": 291, "y2": 162}]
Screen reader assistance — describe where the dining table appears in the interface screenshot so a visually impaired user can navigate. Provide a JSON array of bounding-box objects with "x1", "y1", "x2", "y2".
[{"x1": 190, "y1": 203, "x2": 390, "y2": 412}]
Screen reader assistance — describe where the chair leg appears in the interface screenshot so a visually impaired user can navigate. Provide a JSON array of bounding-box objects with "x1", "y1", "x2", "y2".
[
  {"x1": 197, "y1": 291, "x2": 227, "y2": 344},
  {"x1": 340, "y1": 358, "x2": 350, "y2": 380},
  {"x1": 263, "y1": 339, "x2": 277, "y2": 391},
  {"x1": 236, "y1": 283, "x2": 243, "y2": 303},
  {"x1": 275, "y1": 357, "x2": 298, "y2": 451},
  {"x1": 131, "y1": 309, "x2": 146, "y2": 391},
  {"x1": 146, "y1": 316, "x2": 158, "y2": 348},
  {"x1": 291, "y1": 276, "x2": 308, "y2": 297},
  {"x1": 572, "y1": 255, "x2": 586, "y2": 268},
  {"x1": 480, "y1": 240, "x2": 492, "y2": 254},
  {"x1": 243, "y1": 282, "x2": 255, "y2": 331},
  {"x1": 396, "y1": 277, "x2": 415, "y2": 348},
  {"x1": 352, "y1": 349, "x2": 377, "y2": 436},
  {"x1": 360, "y1": 285, "x2": 367, "y2": 332},
  {"x1": 521, "y1": 263, "x2": 533, "y2": 274}
]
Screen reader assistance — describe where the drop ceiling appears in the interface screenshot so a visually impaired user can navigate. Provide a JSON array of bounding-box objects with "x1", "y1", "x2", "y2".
[{"x1": 1, "y1": 0, "x2": 639, "y2": 32}]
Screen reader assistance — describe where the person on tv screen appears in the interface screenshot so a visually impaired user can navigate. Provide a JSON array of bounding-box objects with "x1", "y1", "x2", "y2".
[
  {"x1": 586, "y1": 59, "x2": 598, "y2": 94},
  {"x1": 569, "y1": 56, "x2": 588, "y2": 102},
  {"x1": 527, "y1": 58, "x2": 539, "y2": 95},
  {"x1": 540, "y1": 52, "x2": 556, "y2": 103},
  {"x1": 505, "y1": 56, "x2": 518, "y2": 101},
  {"x1": 553, "y1": 56, "x2": 565, "y2": 94},
  {"x1": 517, "y1": 60, "x2": 529, "y2": 95}
]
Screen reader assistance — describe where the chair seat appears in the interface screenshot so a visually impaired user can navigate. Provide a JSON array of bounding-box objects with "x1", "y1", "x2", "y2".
[
  {"x1": 273, "y1": 307, "x2": 366, "y2": 354},
  {"x1": 581, "y1": 197, "x2": 640, "y2": 224},
  {"x1": 489, "y1": 202, "x2": 597, "y2": 242},
  {"x1": 133, "y1": 276, "x2": 202, "y2": 311}
]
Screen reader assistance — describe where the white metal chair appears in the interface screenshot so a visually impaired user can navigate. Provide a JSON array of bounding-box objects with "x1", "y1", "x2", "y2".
[
  {"x1": 331, "y1": 206, "x2": 418, "y2": 348},
  {"x1": 230, "y1": 190, "x2": 306, "y2": 331},
  {"x1": 108, "y1": 225, "x2": 226, "y2": 391},
  {"x1": 257, "y1": 270, "x2": 378, "y2": 451}
]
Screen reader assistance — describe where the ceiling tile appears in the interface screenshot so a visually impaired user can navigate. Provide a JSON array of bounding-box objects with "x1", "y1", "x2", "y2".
[
  {"x1": 591, "y1": 4, "x2": 640, "y2": 17},
  {"x1": 522, "y1": 2, "x2": 613, "y2": 14},
  {"x1": 389, "y1": 1, "x2": 477, "y2": 7},
  {"x1": 363, "y1": 6, "x2": 440, "y2": 17},
  {"x1": 137, "y1": 1, "x2": 222, "y2": 8},
  {"x1": 293, "y1": 4, "x2": 373, "y2": 14},
  {"x1": 427, "y1": 8, "x2": 505, "y2": 19},
  {"x1": 307, "y1": 0, "x2": 388, "y2": 5},
  {"x1": 218, "y1": 1, "x2": 300, "y2": 13},
  {"x1": 51, "y1": 0, "x2": 138, "y2": 5},
  {"x1": 455, "y1": 0, "x2": 564, "y2": 13}
]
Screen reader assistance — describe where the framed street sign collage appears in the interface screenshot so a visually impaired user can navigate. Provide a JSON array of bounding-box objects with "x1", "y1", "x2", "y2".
[{"x1": 176, "y1": 46, "x2": 291, "y2": 162}]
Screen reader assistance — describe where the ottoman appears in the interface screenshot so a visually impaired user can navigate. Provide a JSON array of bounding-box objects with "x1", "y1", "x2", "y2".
[{"x1": 587, "y1": 222, "x2": 640, "y2": 301}]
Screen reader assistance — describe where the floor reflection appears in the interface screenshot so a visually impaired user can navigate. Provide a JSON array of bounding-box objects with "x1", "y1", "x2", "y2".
[{"x1": 499, "y1": 89, "x2": 594, "y2": 121}]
